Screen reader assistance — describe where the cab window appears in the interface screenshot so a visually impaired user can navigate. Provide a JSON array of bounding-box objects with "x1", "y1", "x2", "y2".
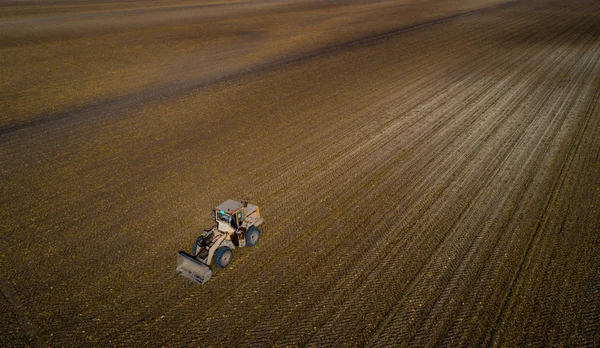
[{"x1": 216, "y1": 210, "x2": 231, "y2": 224}]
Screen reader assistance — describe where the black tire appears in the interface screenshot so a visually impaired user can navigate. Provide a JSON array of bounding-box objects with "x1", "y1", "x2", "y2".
[
  {"x1": 213, "y1": 246, "x2": 233, "y2": 268},
  {"x1": 246, "y1": 226, "x2": 260, "y2": 247}
]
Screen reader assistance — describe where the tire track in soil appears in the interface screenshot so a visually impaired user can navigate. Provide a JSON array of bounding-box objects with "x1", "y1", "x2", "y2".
[
  {"x1": 109, "y1": 2, "x2": 600, "y2": 346},
  {"x1": 453, "y1": 21, "x2": 600, "y2": 347},
  {"x1": 23, "y1": 17, "x2": 462, "y2": 348},
  {"x1": 130, "y1": 3, "x2": 584, "y2": 348},
  {"x1": 253, "y1": 17, "x2": 572, "y2": 346},
  {"x1": 120, "y1": 8, "x2": 548, "y2": 346},
  {"x1": 99, "y1": 6, "x2": 536, "y2": 346},
  {"x1": 382, "y1": 18, "x2": 600, "y2": 347},
  {"x1": 310, "y1": 6, "x2": 600, "y2": 346},
  {"x1": 442, "y1": 31, "x2": 600, "y2": 348},
  {"x1": 488, "y1": 40, "x2": 600, "y2": 347},
  {"x1": 79, "y1": 25, "x2": 482, "y2": 346},
  {"x1": 2, "y1": 0, "x2": 599, "y2": 346}
]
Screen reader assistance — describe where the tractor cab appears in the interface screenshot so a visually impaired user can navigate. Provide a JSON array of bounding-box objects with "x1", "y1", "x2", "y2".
[{"x1": 214, "y1": 199, "x2": 245, "y2": 232}]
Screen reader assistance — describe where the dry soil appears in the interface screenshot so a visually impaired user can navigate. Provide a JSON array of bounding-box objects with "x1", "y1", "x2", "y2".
[{"x1": 1, "y1": 0, "x2": 599, "y2": 346}]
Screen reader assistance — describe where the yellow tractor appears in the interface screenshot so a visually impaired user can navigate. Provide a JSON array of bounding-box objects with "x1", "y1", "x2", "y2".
[{"x1": 177, "y1": 200, "x2": 264, "y2": 284}]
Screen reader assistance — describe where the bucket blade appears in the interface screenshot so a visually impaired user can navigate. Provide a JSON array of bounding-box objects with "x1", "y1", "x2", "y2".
[{"x1": 177, "y1": 251, "x2": 212, "y2": 284}]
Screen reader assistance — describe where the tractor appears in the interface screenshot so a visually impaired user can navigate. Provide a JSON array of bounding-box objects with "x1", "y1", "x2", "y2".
[{"x1": 176, "y1": 200, "x2": 264, "y2": 284}]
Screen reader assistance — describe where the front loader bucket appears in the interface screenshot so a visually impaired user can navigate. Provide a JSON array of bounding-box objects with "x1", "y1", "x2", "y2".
[{"x1": 176, "y1": 251, "x2": 212, "y2": 284}]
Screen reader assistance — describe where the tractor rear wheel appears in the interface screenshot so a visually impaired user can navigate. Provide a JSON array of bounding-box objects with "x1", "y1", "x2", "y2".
[
  {"x1": 246, "y1": 226, "x2": 260, "y2": 247},
  {"x1": 213, "y1": 246, "x2": 233, "y2": 268}
]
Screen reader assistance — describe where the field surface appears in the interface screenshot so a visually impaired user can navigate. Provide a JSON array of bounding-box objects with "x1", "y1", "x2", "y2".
[{"x1": 1, "y1": 0, "x2": 599, "y2": 346}]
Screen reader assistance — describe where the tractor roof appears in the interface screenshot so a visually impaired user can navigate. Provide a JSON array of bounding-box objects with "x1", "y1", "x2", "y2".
[{"x1": 215, "y1": 199, "x2": 243, "y2": 213}]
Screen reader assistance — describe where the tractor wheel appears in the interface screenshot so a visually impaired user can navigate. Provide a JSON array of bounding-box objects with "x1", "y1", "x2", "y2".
[
  {"x1": 246, "y1": 226, "x2": 260, "y2": 247},
  {"x1": 192, "y1": 240, "x2": 199, "y2": 256},
  {"x1": 213, "y1": 246, "x2": 233, "y2": 268}
]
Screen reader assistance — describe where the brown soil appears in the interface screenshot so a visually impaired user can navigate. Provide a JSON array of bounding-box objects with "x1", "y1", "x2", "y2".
[{"x1": 1, "y1": 0, "x2": 599, "y2": 346}]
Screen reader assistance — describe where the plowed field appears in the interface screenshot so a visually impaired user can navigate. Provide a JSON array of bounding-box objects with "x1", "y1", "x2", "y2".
[{"x1": 1, "y1": 0, "x2": 599, "y2": 346}]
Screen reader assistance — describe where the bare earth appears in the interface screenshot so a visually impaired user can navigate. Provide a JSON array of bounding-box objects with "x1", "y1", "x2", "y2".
[{"x1": 1, "y1": 0, "x2": 599, "y2": 346}]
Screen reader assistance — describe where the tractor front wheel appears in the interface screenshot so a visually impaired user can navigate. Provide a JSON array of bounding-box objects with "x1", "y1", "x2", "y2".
[{"x1": 213, "y1": 246, "x2": 233, "y2": 268}]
